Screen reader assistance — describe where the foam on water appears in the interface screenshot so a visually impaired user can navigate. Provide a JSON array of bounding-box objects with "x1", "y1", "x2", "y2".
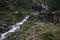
[{"x1": 0, "y1": 16, "x2": 29, "y2": 40}]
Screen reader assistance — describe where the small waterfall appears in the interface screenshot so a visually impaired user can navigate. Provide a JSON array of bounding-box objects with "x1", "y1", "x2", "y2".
[
  {"x1": 39, "y1": 0, "x2": 48, "y2": 10},
  {"x1": 0, "y1": 16, "x2": 29, "y2": 40},
  {"x1": 41, "y1": 2, "x2": 56, "y2": 13},
  {"x1": 41, "y1": 3, "x2": 48, "y2": 10},
  {"x1": 41, "y1": 1, "x2": 56, "y2": 14}
]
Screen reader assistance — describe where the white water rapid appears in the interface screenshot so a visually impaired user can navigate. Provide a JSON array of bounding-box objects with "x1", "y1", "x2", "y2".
[{"x1": 0, "y1": 16, "x2": 29, "y2": 40}]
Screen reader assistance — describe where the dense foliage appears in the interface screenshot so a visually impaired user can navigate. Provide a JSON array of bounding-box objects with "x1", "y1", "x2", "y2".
[
  {"x1": 0, "y1": 0, "x2": 60, "y2": 12},
  {"x1": 46, "y1": 0, "x2": 60, "y2": 11},
  {"x1": 0, "y1": 0, "x2": 42, "y2": 12}
]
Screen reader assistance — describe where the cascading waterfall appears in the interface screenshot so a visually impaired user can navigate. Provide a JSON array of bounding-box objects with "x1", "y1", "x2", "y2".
[
  {"x1": 40, "y1": 0, "x2": 56, "y2": 13},
  {"x1": 41, "y1": 3, "x2": 48, "y2": 10},
  {"x1": 40, "y1": 0, "x2": 49, "y2": 10},
  {"x1": 41, "y1": 1, "x2": 56, "y2": 13},
  {"x1": 0, "y1": 16, "x2": 29, "y2": 40}
]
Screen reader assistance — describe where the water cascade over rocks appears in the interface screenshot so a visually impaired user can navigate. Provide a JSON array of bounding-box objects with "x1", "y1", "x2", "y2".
[
  {"x1": 40, "y1": 0, "x2": 49, "y2": 10},
  {"x1": 41, "y1": 0, "x2": 56, "y2": 13},
  {"x1": 41, "y1": 3, "x2": 48, "y2": 10},
  {"x1": 0, "y1": 16, "x2": 29, "y2": 40}
]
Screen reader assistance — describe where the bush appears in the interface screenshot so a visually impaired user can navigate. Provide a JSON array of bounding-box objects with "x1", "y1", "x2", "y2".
[{"x1": 42, "y1": 31, "x2": 56, "y2": 40}]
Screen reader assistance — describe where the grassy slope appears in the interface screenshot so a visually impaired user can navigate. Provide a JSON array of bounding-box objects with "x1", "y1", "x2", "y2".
[{"x1": 6, "y1": 15, "x2": 60, "y2": 40}]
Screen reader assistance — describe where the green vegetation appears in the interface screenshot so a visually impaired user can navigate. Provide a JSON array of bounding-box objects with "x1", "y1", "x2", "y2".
[
  {"x1": 0, "y1": 0, "x2": 60, "y2": 12},
  {"x1": 42, "y1": 31, "x2": 56, "y2": 40},
  {"x1": 6, "y1": 15, "x2": 59, "y2": 40},
  {"x1": 0, "y1": 0, "x2": 41, "y2": 12},
  {"x1": 46, "y1": 0, "x2": 60, "y2": 11},
  {"x1": 3, "y1": 13, "x2": 17, "y2": 22},
  {"x1": 0, "y1": 0, "x2": 60, "y2": 40},
  {"x1": 0, "y1": 13, "x2": 23, "y2": 25}
]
